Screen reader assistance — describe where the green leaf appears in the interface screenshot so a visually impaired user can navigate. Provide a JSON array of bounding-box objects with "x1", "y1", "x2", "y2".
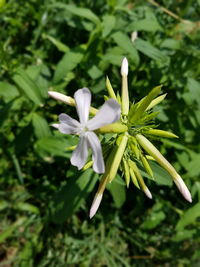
[
  {"x1": 160, "y1": 39, "x2": 181, "y2": 50},
  {"x1": 32, "y1": 113, "x2": 51, "y2": 139},
  {"x1": 141, "y1": 211, "x2": 166, "y2": 230},
  {"x1": 112, "y1": 31, "x2": 139, "y2": 65},
  {"x1": 176, "y1": 202, "x2": 200, "y2": 230},
  {"x1": 51, "y1": 3, "x2": 100, "y2": 24},
  {"x1": 51, "y1": 169, "x2": 98, "y2": 223},
  {"x1": 13, "y1": 69, "x2": 43, "y2": 105},
  {"x1": 172, "y1": 229, "x2": 196, "y2": 242},
  {"x1": 149, "y1": 161, "x2": 173, "y2": 186},
  {"x1": 14, "y1": 202, "x2": 40, "y2": 214},
  {"x1": 186, "y1": 153, "x2": 200, "y2": 177},
  {"x1": 42, "y1": 33, "x2": 69, "y2": 53},
  {"x1": 53, "y1": 49, "x2": 84, "y2": 83},
  {"x1": 0, "y1": 217, "x2": 26, "y2": 243},
  {"x1": 102, "y1": 47, "x2": 125, "y2": 66},
  {"x1": 127, "y1": 16, "x2": 163, "y2": 32},
  {"x1": 102, "y1": 15, "x2": 116, "y2": 38},
  {"x1": 187, "y1": 78, "x2": 200, "y2": 107},
  {"x1": 25, "y1": 64, "x2": 50, "y2": 98},
  {"x1": 87, "y1": 65, "x2": 103, "y2": 79},
  {"x1": 134, "y1": 38, "x2": 168, "y2": 61},
  {"x1": 108, "y1": 177, "x2": 126, "y2": 208},
  {"x1": 34, "y1": 136, "x2": 74, "y2": 159},
  {"x1": 0, "y1": 82, "x2": 19, "y2": 102}
]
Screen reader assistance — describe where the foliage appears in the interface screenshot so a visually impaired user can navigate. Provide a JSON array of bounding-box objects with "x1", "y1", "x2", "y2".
[{"x1": 0, "y1": 0, "x2": 200, "y2": 266}]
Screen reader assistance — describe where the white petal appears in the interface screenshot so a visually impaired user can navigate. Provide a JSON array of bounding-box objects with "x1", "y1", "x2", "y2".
[
  {"x1": 86, "y1": 132, "x2": 105, "y2": 174},
  {"x1": 74, "y1": 88, "x2": 91, "y2": 124},
  {"x1": 174, "y1": 175, "x2": 192, "y2": 203},
  {"x1": 58, "y1": 113, "x2": 80, "y2": 134},
  {"x1": 89, "y1": 193, "x2": 103, "y2": 219},
  {"x1": 70, "y1": 135, "x2": 89, "y2": 170},
  {"x1": 87, "y1": 99, "x2": 121, "y2": 131}
]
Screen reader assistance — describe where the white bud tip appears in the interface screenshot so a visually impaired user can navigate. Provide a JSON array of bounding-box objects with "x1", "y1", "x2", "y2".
[
  {"x1": 144, "y1": 187, "x2": 152, "y2": 199},
  {"x1": 48, "y1": 91, "x2": 66, "y2": 102},
  {"x1": 174, "y1": 175, "x2": 192, "y2": 203},
  {"x1": 48, "y1": 91, "x2": 59, "y2": 98},
  {"x1": 89, "y1": 193, "x2": 103, "y2": 219},
  {"x1": 51, "y1": 123, "x2": 59, "y2": 129},
  {"x1": 121, "y1": 57, "x2": 128, "y2": 76},
  {"x1": 131, "y1": 31, "x2": 138, "y2": 43}
]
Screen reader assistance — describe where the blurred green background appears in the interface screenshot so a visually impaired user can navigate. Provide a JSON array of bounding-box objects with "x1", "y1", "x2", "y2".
[{"x1": 1, "y1": 0, "x2": 200, "y2": 266}]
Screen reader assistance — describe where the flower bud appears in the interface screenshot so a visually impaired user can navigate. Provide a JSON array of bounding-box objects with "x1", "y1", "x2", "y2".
[
  {"x1": 109, "y1": 133, "x2": 128, "y2": 183},
  {"x1": 146, "y1": 93, "x2": 167, "y2": 111},
  {"x1": 89, "y1": 193, "x2": 103, "y2": 219},
  {"x1": 146, "y1": 129, "x2": 178, "y2": 139},
  {"x1": 106, "y1": 76, "x2": 117, "y2": 101},
  {"x1": 121, "y1": 57, "x2": 128, "y2": 76},
  {"x1": 174, "y1": 175, "x2": 192, "y2": 203},
  {"x1": 136, "y1": 134, "x2": 192, "y2": 202},
  {"x1": 121, "y1": 58, "x2": 129, "y2": 116},
  {"x1": 48, "y1": 91, "x2": 98, "y2": 115},
  {"x1": 122, "y1": 158, "x2": 130, "y2": 187}
]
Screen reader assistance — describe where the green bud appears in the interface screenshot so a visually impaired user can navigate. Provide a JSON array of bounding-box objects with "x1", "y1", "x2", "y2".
[
  {"x1": 129, "y1": 164, "x2": 140, "y2": 189},
  {"x1": 140, "y1": 154, "x2": 154, "y2": 179},
  {"x1": 146, "y1": 93, "x2": 167, "y2": 111},
  {"x1": 65, "y1": 145, "x2": 76, "y2": 151},
  {"x1": 129, "y1": 136, "x2": 140, "y2": 159},
  {"x1": 97, "y1": 123, "x2": 128, "y2": 133},
  {"x1": 106, "y1": 76, "x2": 118, "y2": 101},
  {"x1": 128, "y1": 159, "x2": 152, "y2": 198},
  {"x1": 146, "y1": 129, "x2": 179, "y2": 138},
  {"x1": 108, "y1": 133, "x2": 128, "y2": 183},
  {"x1": 136, "y1": 134, "x2": 179, "y2": 179},
  {"x1": 83, "y1": 161, "x2": 93, "y2": 170},
  {"x1": 122, "y1": 158, "x2": 130, "y2": 187}
]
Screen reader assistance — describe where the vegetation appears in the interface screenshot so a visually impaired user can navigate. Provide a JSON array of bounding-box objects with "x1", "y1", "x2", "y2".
[{"x1": 1, "y1": 0, "x2": 200, "y2": 266}]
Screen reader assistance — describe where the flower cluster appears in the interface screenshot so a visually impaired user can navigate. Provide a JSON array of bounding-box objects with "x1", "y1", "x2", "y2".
[{"x1": 49, "y1": 57, "x2": 192, "y2": 219}]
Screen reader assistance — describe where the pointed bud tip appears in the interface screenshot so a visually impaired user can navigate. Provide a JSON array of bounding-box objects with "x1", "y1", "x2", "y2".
[
  {"x1": 51, "y1": 123, "x2": 59, "y2": 129},
  {"x1": 121, "y1": 57, "x2": 128, "y2": 76},
  {"x1": 131, "y1": 31, "x2": 138, "y2": 43},
  {"x1": 144, "y1": 187, "x2": 152, "y2": 199},
  {"x1": 48, "y1": 91, "x2": 62, "y2": 100},
  {"x1": 174, "y1": 175, "x2": 192, "y2": 203},
  {"x1": 48, "y1": 91, "x2": 55, "y2": 96},
  {"x1": 89, "y1": 194, "x2": 103, "y2": 219}
]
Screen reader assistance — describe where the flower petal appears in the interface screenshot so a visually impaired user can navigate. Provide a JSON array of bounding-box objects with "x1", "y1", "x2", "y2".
[
  {"x1": 87, "y1": 99, "x2": 120, "y2": 131},
  {"x1": 58, "y1": 113, "x2": 80, "y2": 134},
  {"x1": 70, "y1": 135, "x2": 89, "y2": 170},
  {"x1": 74, "y1": 88, "x2": 91, "y2": 124},
  {"x1": 86, "y1": 132, "x2": 105, "y2": 174}
]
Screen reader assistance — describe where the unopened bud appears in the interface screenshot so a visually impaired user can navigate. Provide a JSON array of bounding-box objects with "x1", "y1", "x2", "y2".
[
  {"x1": 174, "y1": 175, "x2": 192, "y2": 203},
  {"x1": 89, "y1": 193, "x2": 103, "y2": 219},
  {"x1": 121, "y1": 57, "x2": 128, "y2": 76},
  {"x1": 48, "y1": 91, "x2": 98, "y2": 115},
  {"x1": 131, "y1": 31, "x2": 138, "y2": 43}
]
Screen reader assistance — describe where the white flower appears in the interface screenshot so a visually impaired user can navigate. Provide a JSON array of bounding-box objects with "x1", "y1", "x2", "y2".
[{"x1": 51, "y1": 88, "x2": 121, "y2": 174}]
